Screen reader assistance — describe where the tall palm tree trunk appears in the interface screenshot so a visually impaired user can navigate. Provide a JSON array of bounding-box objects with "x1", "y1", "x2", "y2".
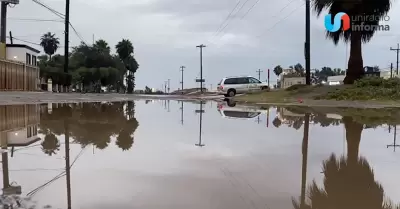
[
  {"x1": 344, "y1": 31, "x2": 364, "y2": 84},
  {"x1": 343, "y1": 116, "x2": 363, "y2": 165}
]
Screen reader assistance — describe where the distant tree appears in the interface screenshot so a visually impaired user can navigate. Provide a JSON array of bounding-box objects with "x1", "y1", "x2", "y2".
[
  {"x1": 145, "y1": 86, "x2": 152, "y2": 94},
  {"x1": 294, "y1": 63, "x2": 305, "y2": 76},
  {"x1": 373, "y1": 65, "x2": 380, "y2": 72},
  {"x1": 40, "y1": 32, "x2": 60, "y2": 60},
  {"x1": 274, "y1": 65, "x2": 283, "y2": 77}
]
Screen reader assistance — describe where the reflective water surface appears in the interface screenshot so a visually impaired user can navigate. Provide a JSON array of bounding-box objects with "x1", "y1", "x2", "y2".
[{"x1": 1, "y1": 100, "x2": 400, "y2": 209}]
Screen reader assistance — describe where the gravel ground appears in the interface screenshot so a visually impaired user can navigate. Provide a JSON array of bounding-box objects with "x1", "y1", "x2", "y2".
[{"x1": 0, "y1": 92, "x2": 224, "y2": 105}]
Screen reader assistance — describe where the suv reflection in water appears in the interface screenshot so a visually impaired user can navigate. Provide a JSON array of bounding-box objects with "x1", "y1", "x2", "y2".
[{"x1": 217, "y1": 99, "x2": 264, "y2": 119}]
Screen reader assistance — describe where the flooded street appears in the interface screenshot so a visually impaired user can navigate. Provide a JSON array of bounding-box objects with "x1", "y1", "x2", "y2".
[{"x1": 1, "y1": 100, "x2": 400, "y2": 209}]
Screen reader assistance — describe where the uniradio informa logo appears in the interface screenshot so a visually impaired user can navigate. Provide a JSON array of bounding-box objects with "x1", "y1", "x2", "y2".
[
  {"x1": 324, "y1": 12, "x2": 350, "y2": 32},
  {"x1": 324, "y1": 12, "x2": 390, "y2": 32}
]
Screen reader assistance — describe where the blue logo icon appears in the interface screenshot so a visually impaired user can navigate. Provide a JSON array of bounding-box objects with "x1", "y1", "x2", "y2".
[{"x1": 324, "y1": 12, "x2": 350, "y2": 32}]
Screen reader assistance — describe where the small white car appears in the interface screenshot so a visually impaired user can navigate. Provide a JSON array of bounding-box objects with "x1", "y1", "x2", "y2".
[{"x1": 217, "y1": 76, "x2": 269, "y2": 97}]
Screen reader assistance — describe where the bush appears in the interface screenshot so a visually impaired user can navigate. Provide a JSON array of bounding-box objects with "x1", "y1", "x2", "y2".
[
  {"x1": 313, "y1": 77, "x2": 400, "y2": 101},
  {"x1": 285, "y1": 84, "x2": 307, "y2": 91},
  {"x1": 354, "y1": 76, "x2": 400, "y2": 88}
]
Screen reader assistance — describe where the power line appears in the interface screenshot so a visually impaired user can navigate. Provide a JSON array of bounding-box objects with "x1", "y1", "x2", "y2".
[
  {"x1": 7, "y1": 36, "x2": 74, "y2": 48},
  {"x1": 211, "y1": 0, "x2": 261, "y2": 43},
  {"x1": 31, "y1": 0, "x2": 65, "y2": 19},
  {"x1": 209, "y1": 1, "x2": 241, "y2": 40},
  {"x1": 240, "y1": 0, "x2": 261, "y2": 19},
  {"x1": 31, "y1": 0, "x2": 88, "y2": 45},
  {"x1": 7, "y1": 17, "x2": 63, "y2": 22},
  {"x1": 273, "y1": 0, "x2": 298, "y2": 18},
  {"x1": 213, "y1": 0, "x2": 252, "y2": 39},
  {"x1": 256, "y1": 3, "x2": 305, "y2": 38}
]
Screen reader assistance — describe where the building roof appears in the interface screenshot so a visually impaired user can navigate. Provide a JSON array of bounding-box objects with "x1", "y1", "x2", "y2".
[
  {"x1": 6, "y1": 44, "x2": 40, "y2": 54},
  {"x1": 327, "y1": 75, "x2": 345, "y2": 82}
]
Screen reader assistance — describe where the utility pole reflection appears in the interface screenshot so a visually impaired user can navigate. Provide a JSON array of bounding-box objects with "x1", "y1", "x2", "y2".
[{"x1": 195, "y1": 101, "x2": 205, "y2": 147}]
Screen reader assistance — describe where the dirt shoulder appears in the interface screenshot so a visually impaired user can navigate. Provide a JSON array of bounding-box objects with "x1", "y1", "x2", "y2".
[
  {"x1": 0, "y1": 92, "x2": 223, "y2": 105},
  {"x1": 233, "y1": 85, "x2": 400, "y2": 109}
]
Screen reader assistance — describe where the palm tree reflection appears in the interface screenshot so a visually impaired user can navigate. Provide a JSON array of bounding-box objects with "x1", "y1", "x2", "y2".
[
  {"x1": 41, "y1": 133, "x2": 60, "y2": 156},
  {"x1": 293, "y1": 116, "x2": 400, "y2": 209}
]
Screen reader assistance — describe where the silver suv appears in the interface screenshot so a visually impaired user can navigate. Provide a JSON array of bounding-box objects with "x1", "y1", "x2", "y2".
[{"x1": 217, "y1": 76, "x2": 269, "y2": 97}]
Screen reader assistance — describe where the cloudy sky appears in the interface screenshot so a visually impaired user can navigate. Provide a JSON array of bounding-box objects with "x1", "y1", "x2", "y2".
[{"x1": 6, "y1": 0, "x2": 400, "y2": 90}]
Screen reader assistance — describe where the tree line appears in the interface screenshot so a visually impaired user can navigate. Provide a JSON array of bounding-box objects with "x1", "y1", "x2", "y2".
[
  {"x1": 38, "y1": 32, "x2": 139, "y2": 93},
  {"x1": 39, "y1": 101, "x2": 139, "y2": 155}
]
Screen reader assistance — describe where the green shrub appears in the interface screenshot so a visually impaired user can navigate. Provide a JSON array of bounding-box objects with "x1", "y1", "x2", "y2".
[
  {"x1": 354, "y1": 76, "x2": 400, "y2": 88},
  {"x1": 285, "y1": 84, "x2": 307, "y2": 91},
  {"x1": 354, "y1": 76, "x2": 383, "y2": 87}
]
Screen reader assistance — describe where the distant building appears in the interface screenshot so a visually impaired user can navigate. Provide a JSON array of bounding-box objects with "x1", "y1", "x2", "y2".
[
  {"x1": 6, "y1": 44, "x2": 40, "y2": 66},
  {"x1": 380, "y1": 71, "x2": 400, "y2": 79},
  {"x1": 281, "y1": 77, "x2": 306, "y2": 89},
  {"x1": 327, "y1": 75, "x2": 345, "y2": 85},
  {"x1": 0, "y1": 44, "x2": 40, "y2": 91},
  {"x1": 364, "y1": 66, "x2": 380, "y2": 77}
]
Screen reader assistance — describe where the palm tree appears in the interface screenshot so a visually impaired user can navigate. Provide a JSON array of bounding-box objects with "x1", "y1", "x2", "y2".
[
  {"x1": 273, "y1": 65, "x2": 283, "y2": 77},
  {"x1": 41, "y1": 133, "x2": 60, "y2": 156},
  {"x1": 116, "y1": 39, "x2": 139, "y2": 93},
  {"x1": 312, "y1": 0, "x2": 392, "y2": 84},
  {"x1": 94, "y1": 39, "x2": 110, "y2": 54},
  {"x1": 116, "y1": 39, "x2": 134, "y2": 60},
  {"x1": 40, "y1": 32, "x2": 60, "y2": 60}
]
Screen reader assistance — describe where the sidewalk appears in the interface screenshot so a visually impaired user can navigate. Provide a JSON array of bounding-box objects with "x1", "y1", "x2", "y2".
[{"x1": 0, "y1": 92, "x2": 224, "y2": 105}]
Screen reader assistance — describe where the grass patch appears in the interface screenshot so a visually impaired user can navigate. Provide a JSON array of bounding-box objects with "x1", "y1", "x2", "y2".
[{"x1": 316, "y1": 77, "x2": 400, "y2": 101}]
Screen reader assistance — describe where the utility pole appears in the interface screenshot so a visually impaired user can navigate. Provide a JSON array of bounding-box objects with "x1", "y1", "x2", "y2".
[
  {"x1": 0, "y1": 1, "x2": 18, "y2": 58},
  {"x1": 0, "y1": 2, "x2": 8, "y2": 48},
  {"x1": 64, "y1": 0, "x2": 70, "y2": 74},
  {"x1": 180, "y1": 101, "x2": 184, "y2": 125},
  {"x1": 196, "y1": 44, "x2": 206, "y2": 93},
  {"x1": 8, "y1": 31, "x2": 12, "y2": 44},
  {"x1": 164, "y1": 81, "x2": 167, "y2": 94},
  {"x1": 256, "y1": 69, "x2": 262, "y2": 80},
  {"x1": 305, "y1": 0, "x2": 311, "y2": 85},
  {"x1": 387, "y1": 125, "x2": 399, "y2": 152},
  {"x1": 180, "y1": 66, "x2": 185, "y2": 94},
  {"x1": 391, "y1": 63, "x2": 393, "y2": 78},
  {"x1": 92, "y1": 34, "x2": 94, "y2": 45},
  {"x1": 64, "y1": 119, "x2": 72, "y2": 209},
  {"x1": 390, "y1": 44, "x2": 400, "y2": 75},
  {"x1": 195, "y1": 102, "x2": 205, "y2": 147},
  {"x1": 167, "y1": 79, "x2": 170, "y2": 93}
]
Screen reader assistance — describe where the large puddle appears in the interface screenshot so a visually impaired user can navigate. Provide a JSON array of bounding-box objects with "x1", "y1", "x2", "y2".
[{"x1": 1, "y1": 100, "x2": 400, "y2": 209}]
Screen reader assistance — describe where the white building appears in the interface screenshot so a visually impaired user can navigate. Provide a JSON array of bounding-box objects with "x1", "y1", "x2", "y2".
[
  {"x1": 327, "y1": 75, "x2": 345, "y2": 85},
  {"x1": 279, "y1": 68, "x2": 295, "y2": 81},
  {"x1": 6, "y1": 44, "x2": 40, "y2": 66},
  {"x1": 281, "y1": 77, "x2": 306, "y2": 89}
]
